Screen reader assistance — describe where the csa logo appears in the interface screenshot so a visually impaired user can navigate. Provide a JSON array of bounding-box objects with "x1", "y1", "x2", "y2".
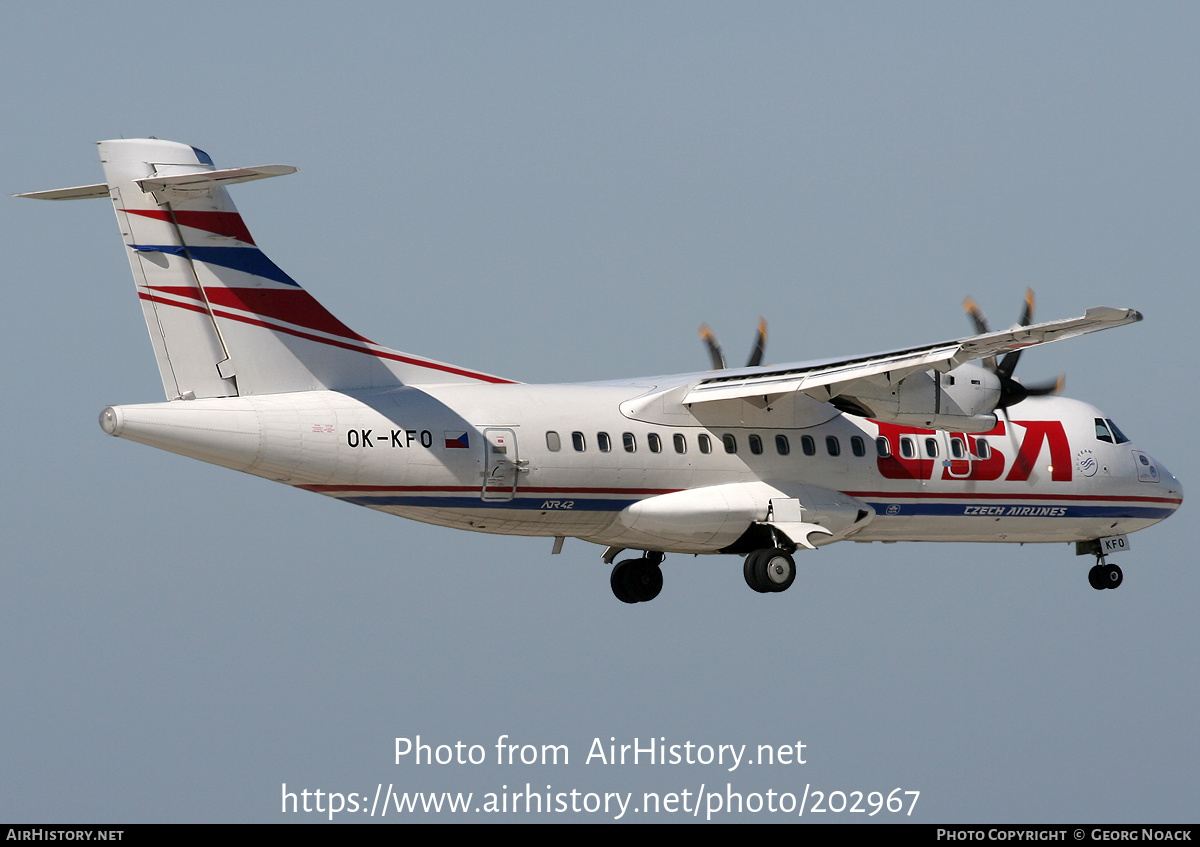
[
  {"x1": 1075, "y1": 448, "x2": 1097, "y2": 478},
  {"x1": 885, "y1": 504, "x2": 901, "y2": 516}
]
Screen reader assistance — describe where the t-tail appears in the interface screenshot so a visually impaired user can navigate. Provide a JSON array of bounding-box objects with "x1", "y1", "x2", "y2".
[{"x1": 19, "y1": 138, "x2": 512, "y2": 400}]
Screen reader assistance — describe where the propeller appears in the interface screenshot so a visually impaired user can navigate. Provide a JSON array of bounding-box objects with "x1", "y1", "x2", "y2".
[
  {"x1": 961, "y1": 288, "x2": 1064, "y2": 410},
  {"x1": 747, "y1": 317, "x2": 768, "y2": 368},
  {"x1": 698, "y1": 323, "x2": 726, "y2": 370},
  {"x1": 698, "y1": 318, "x2": 768, "y2": 370}
]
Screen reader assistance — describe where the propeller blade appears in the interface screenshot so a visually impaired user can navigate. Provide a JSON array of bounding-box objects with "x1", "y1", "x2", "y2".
[
  {"x1": 1023, "y1": 374, "x2": 1065, "y2": 397},
  {"x1": 1017, "y1": 287, "x2": 1035, "y2": 330},
  {"x1": 962, "y1": 296, "x2": 991, "y2": 336},
  {"x1": 997, "y1": 288, "x2": 1036, "y2": 379},
  {"x1": 698, "y1": 323, "x2": 727, "y2": 370},
  {"x1": 963, "y1": 296, "x2": 998, "y2": 370},
  {"x1": 999, "y1": 407, "x2": 1035, "y2": 478},
  {"x1": 746, "y1": 317, "x2": 767, "y2": 368},
  {"x1": 997, "y1": 349, "x2": 1021, "y2": 380}
]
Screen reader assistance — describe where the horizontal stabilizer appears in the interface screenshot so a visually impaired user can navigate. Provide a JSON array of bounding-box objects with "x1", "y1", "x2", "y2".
[
  {"x1": 16, "y1": 183, "x2": 110, "y2": 201},
  {"x1": 134, "y1": 164, "x2": 297, "y2": 202}
]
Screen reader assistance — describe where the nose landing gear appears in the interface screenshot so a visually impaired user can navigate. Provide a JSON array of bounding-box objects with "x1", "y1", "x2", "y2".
[
  {"x1": 1077, "y1": 538, "x2": 1125, "y2": 591},
  {"x1": 1087, "y1": 555, "x2": 1124, "y2": 590}
]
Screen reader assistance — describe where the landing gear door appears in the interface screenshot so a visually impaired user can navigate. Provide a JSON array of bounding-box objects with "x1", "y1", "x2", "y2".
[{"x1": 481, "y1": 428, "x2": 523, "y2": 501}]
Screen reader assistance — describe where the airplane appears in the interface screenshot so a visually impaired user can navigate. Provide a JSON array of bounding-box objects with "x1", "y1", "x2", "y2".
[{"x1": 19, "y1": 138, "x2": 1183, "y2": 603}]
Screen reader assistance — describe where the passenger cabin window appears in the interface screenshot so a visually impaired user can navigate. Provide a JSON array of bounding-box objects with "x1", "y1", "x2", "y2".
[
  {"x1": 851, "y1": 436, "x2": 865, "y2": 457},
  {"x1": 775, "y1": 434, "x2": 790, "y2": 456},
  {"x1": 749, "y1": 434, "x2": 764, "y2": 455},
  {"x1": 623, "y1": 432, "x2": 637, "y2": 453},
  {"x1": 597, "y1": 432, "x2": 612, "y2": 453},
  {"x1": 826, "y1": 436, "x2": 840, "y2": 457},
  {"x1": 698, "y1": 434, "x2": 712, "y2": 454},
  {"x1": 572, "y1": 431, "x2": 586, "y2": 452},
  {"x1": 1095, "y1": 418, "x2": 1114, "y2": 444},
  {"x1": 975, "y1": 438, "x2": 991, "y2": 459},
  {"x1": 723, "y1": 434, "x2": 738, "y2": 454},
  {"x1": 900, "y1": 437, "x2": 916, "y2": 459},
  {"x1": 924, "y1": 437, "x2": 939, "y2": 458},
  {"x1": 949, "y1": 437, "x2": 965, "y2": 459},
  {"x1": 673, "y1": 433, "x2": 687, "y2": 454},
  {"x1": 1107, "y1": 419, "x2": 1131, "y2": 444},
  {"x1": 648, "y1": 433, "x2": 663, "y2": 453},
  {"x1": 801, "y1": 435, "x2": 816, "y2": 456},
  {"x1": 875, "y1": 436, "x2": 891, "y2": 458},
  {"x1": 546, "y1": 431, "x2": 561, "y2": 452}
]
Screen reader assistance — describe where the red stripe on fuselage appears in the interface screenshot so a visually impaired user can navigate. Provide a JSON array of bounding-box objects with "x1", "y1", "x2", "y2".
[
  {"x1": 296, "y1": 484, "x2": 682, "y2": 494},
  {"x1": 124, "y1": 209, "x2": 256, "y2": 244}
]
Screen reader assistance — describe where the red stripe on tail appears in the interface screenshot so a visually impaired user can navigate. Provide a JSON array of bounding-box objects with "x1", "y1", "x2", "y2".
[{"x1": 124, "y1": 209, "x2": 256, "y2": 245}]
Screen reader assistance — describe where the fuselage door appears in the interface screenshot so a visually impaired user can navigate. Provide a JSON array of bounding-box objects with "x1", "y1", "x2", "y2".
[
  {"x1": 941, "y1": 432, "x2": 972, "y2": 479},
  {"x1": 481, "y1": 428, "x2": 524, "y2": 501}
]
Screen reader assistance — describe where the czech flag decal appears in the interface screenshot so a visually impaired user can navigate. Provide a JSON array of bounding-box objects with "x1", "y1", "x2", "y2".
[{"x1": 444, "y1": 431, "x2": 470, "y2": 449}]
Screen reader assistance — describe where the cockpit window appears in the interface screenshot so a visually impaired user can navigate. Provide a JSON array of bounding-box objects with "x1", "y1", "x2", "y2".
[
  {"x1": 1106, "y1": 419, "x2": 1131, "y2": 444},
  {"x1": 1094, "y1": 418, "x2": 1114, "y2": 444}
]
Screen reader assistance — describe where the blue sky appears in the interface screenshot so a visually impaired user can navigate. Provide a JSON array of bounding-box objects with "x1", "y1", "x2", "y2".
[{"x1": 2, "y1": 2, "x2": 1197, "y2": 822}]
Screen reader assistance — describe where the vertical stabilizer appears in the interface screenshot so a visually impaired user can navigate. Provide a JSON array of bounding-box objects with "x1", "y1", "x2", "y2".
[
  {"x1": 102, "y1": 139, "x2": 242, "y2": 399},
  {"x1": 32, "y1": 139, "x2": 513, "y2": 400}
]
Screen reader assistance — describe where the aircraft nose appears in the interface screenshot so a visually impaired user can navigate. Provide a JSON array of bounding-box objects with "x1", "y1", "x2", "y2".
[
  {"x1": 1154, "y1": 459, "x2": 1183, "y2": 512},
  {"x1": 1165, "y1": 464, "x2": 1183, "y2": 500}
]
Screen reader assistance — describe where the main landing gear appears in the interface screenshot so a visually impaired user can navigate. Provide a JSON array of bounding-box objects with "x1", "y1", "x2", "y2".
[
  {"x1": 607, "y1": 546, "x2": 800, "y2": 602},
  {"x1": 1088, "y1": 556, "x2": 1124, "y2": 591},
  {"x1": 743, "y1": 547, "x2": 797, "y2": 594},
  {"x1": 610, "y1": 552, "x2": 665, "y2": 604}
]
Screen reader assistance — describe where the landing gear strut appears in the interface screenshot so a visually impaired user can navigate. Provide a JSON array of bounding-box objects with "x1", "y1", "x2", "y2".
[
  {"x1": 610, "y1": 552, "x2": 664, "y2": 603},
  {"x1": 743, "y1": 547, "x2": 797, "y2": 594},
  {"x1": 1087, "y1": 555, "x2": 1124, "y2": 590}
]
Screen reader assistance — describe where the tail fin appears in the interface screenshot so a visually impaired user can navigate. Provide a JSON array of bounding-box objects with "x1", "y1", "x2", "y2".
[{"x1": 23, "y1": 138, "x2": 511, "y2": 399}]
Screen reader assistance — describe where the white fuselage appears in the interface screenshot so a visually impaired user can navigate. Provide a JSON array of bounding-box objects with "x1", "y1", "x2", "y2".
[{"x1": 101, "y1": 382, "x2": 1183, "y2": 555}]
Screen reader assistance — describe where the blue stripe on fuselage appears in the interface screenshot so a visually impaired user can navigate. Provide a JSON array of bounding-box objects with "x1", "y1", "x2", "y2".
[
  {"x1": 335, "y1": 494, "x2": 1175, "y2": 520},
  {"x1": 866, "y1": 502, "x2": 1177, "y2": 520}
]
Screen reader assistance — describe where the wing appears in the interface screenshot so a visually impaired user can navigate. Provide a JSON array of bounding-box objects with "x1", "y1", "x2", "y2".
[{"x1": 681, "y1": 305, "x2": 1141, "y2": 405}]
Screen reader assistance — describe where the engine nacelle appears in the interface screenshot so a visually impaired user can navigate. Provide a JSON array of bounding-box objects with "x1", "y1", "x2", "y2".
[{"x1": 834, "y1": 363, "x2": 1001, "y2": 433}]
